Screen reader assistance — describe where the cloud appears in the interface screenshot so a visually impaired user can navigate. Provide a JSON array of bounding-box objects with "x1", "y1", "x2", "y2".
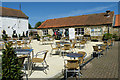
[
  {"x1": 70, "y1": 4, "x2": 117, "y2": 15},
  {"x1": 42, "y1": 3, "x2": 117, "y2": 20},
  {"x1": 29, "y1": 3, "x2": 117, "y2": 27}
]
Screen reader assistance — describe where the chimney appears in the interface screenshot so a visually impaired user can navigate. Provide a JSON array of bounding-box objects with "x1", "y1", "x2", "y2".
[
  {"x1": 104, "y1": 10, "x2": 111, "y2": 17},
  {"x1": 106, "y1": 10, "x2": 110, "y2": 14}
]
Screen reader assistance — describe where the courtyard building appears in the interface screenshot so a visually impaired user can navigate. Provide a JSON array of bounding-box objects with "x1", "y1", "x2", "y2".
[
  {"x1": 0, "y1": 7, "x2": 29, "y2": 38},
  {"x1": 37, "y1": 11, "x2": 114, "y2": 40},
  {"x1": 113, "y1": 14, "x2": 120, "y2": 38}
]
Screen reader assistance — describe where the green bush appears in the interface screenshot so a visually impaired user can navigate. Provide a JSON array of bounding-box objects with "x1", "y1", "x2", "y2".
[
  {"x1": 113, "y1": 34, "x2": 117, "y2": 38},
  {"x1": 22, "y1": 32, "x2": 25, "y2": 37},
  {"x1": 12, "y1": 33, "x2": 18, "y2": 38},
  {"x1": 46, "y1": 34, "x2": 51, "y2": 37},
  {"x1": 115, "y1": 36, "x2": 119, "y2": 41},
  {"x1": 29, "y1": 31, "x2": 33, "y2": 36},
  {"x1": 103, "y1": 33, "x2": 112, "y2": 40},
  {"x1": 36, "y1": 34, "x2": 40, "y2": 38},
  {"x1": 113, "y1": 34, "x2": 119, "y2": 40},
  {"x1": 2, "y1": 34, "x2": 8, "y2": 41},
  {"x1": 36, "y1": 34, "x2": 40, "y2": 41},
  {"x1": 2, "y1": 43, "x2": 23, "y2": 80},
  {"x1": 2, "y1": 30, "x2": 8, "y2": 41}
]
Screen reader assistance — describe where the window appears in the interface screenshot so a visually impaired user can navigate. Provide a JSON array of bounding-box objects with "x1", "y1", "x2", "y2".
[
  {"x1": 43, "y1": 29, "x2": 48, "y2": 35},
  {"x1": 75, "y1": 28, "x2": 84, "y2": 35},
  {"x1": 91, "y1": 27, "x2": 102, "y2": 36},
  {"x1": 53, "y1": 29, "x2": 59, "y2": 33}
]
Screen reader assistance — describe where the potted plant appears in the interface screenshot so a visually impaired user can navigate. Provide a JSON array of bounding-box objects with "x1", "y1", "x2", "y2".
[
  {"x1": 22, "y1": 32, "x2": 25, "y2": 37},
  {"x1": 102, "y1": 33, "x2": 112, "y2": 41},
  {"x1": 29, "y1": 31, "x2": 33, "y2": 37},
  {"x1": 36, "y1": 34, "x2": 40, "y2": 41},
  {"x1": 2, "y1": 30, "x2": 8, "y2": 41},
  {"x1": 19, "y1": 34, "x2": 23, "y2": 40},
  {"x1": 2, "y1": 43, "x2": 23, "y2": 79},
  {"x1": 113, "y1": 34, "x2": 119, "y2": 41}
]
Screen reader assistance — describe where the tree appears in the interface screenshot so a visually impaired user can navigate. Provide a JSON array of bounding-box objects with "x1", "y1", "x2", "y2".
[
  {"x1": 34, "y1": 21, "x2": 42, "y2": 29},
  {"x1": 28, "y1": 23, "x2": 32, "y2": 29},
  {"x1": 2, "y1": 43, "x2": 23, "y2": 79},
  {"x1": 41, "y1": 21, "x2": 44, "y2": 23}
]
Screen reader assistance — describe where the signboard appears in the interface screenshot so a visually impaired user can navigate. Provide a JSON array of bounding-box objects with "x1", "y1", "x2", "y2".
[{"x1": 69, "y1": 28, "x2": 75, "y2": 40}]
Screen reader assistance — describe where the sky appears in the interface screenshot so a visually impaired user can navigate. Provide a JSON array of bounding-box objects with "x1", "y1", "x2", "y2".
[
  {"x1": 2, "y1": 2, "x2": 119, "y2": 27},
  {"x1": 1, "y1": 0, "x2": 120, "y2": 2}
]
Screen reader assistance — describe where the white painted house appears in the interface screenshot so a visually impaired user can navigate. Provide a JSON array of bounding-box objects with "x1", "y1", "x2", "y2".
[{"x1": 0, "y1": 7, "x2": 29, "y2": 38}]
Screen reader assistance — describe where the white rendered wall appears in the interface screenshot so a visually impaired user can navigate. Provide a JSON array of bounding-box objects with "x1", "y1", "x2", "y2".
[{"x1": 0, "y1": 16, "x2": 28, "y2": 38}]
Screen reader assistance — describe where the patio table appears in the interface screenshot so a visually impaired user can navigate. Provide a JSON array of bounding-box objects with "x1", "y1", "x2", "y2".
[
  {"x1": 96, "y1": 44, "x2": 106, "y2": 49},
  {"x1": 15, "y1": 49, "x2": 34, "y2": 76},
  {"x1": 60, "y1": 41, "x2": 70, "y2": 44},
  {"x1": 66, "y1": 53, "x2": 83, "y2": 59},
  {"x1": 56, "y1": 41, "x2": 71, "y2": 48}
]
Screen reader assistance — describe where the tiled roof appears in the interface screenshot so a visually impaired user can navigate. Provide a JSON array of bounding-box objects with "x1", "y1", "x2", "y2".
[
  {"x1": 114, "y1": 15, "x2": 120, "y2": 27},
  {"x1": 0, "y1": 7, "x2": 28, "y2": 19},
  {"x1": 38, "y1": 11, "x2": 114, "y2": 29}
]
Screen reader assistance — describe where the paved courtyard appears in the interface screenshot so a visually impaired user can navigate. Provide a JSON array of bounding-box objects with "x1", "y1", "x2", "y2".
[
  {"x1": 0, "y1": 40, "x2": 119, "y2": 79},
  {"x1": 59, "y1": 41, "x2": 119, "y2": 79},
  {"x1": 80, "y1": 41, "x2": 118, "y2": 78},
  {"x1": 25, "y1": 40, "x2": 104, "y2": 78}
]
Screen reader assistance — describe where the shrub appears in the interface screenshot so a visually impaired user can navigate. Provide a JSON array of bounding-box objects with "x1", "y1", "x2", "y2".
[
  {"x1": 46, "y1": 34, "x2": 51, "y2": 37},
  {"x1": 36, "y1": 34, "x2": 40, "y2": 38},
  {"x1": 3, "y1": 30, "x2": 6, "y2": 34},
  {"x1": 2, "y1": 30, "x2": 8, "y2": 41},
  {"x1": 112, "y1": 34, "x2": 120, "y2": 41},
  {"x1": 36, "y1": 34, "x2": 40, "y2": 41},
  {"x1": 115, "y1": 36, "x2": 119, "y2": 40},
  {"x1": 29, "y1": 31, "x2": 33, "y2": 36},
  {"x1": 12, "y1": 33, "x2": 18, "y2": 38},
  {"x1": 2, "y1": 43, "x2": 23, "y2": 80},
  {"x1": 22, "y1": 32, "x2": 25, "y2": 37},
  {"x1": 113, "y1": 34, "x2": 117, "y2": 38},
  {"x1": 103, "y1": 33, "x2": 112, "y2": 40}
]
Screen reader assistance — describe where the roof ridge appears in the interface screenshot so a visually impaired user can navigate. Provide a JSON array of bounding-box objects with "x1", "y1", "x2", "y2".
[
  {"x1": 38, "y1": 11, "x2": 114, "y2": 29},
  {"x1": 0, "y1": 6, "x2": 28, "y2": 19},
  {"x1": 47, "y1": 11, "x2": 114, "y2": 21},
  {"x1": 0, "y1": 6, "x2": 21, "y2": 11}
]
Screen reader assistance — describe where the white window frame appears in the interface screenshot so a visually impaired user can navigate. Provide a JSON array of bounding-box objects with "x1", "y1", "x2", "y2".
[
  {"x1": 43, "y1": 29, "x2": 48, "y2": 36},
  {"x1": 75, "y1": 28, "x2": 84, "y2": 35},
  {"x1": 91, "y1": 27, "x2": 102, "y2": 36}
]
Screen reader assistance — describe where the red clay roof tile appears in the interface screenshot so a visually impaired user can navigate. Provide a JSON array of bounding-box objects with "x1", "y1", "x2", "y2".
[
  {"x1": 114, "y1": 14, "x2": 120, "y2": 27},
  {"x1": 0, "y1": 7, "x2": 28, "y2": 19},
  {"x1": 38, "y1": 11, "x2": 114, "y2": 29}
]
